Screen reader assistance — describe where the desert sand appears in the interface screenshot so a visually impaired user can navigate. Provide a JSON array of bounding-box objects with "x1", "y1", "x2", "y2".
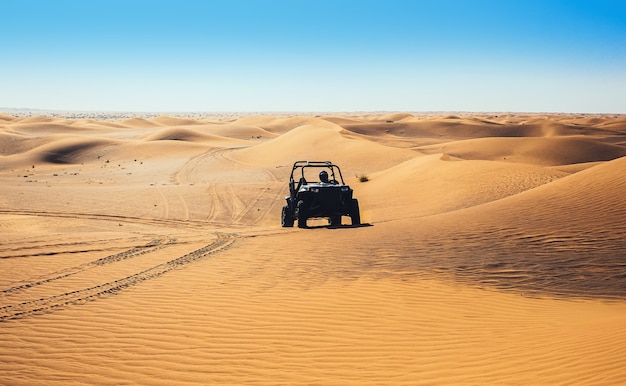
[{"x1": 1, "y1": 112, "x2": 626, "y2": 384}]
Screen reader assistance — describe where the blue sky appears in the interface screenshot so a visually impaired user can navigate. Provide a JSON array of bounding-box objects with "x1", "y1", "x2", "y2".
[{"x1": 1, "y1": 0, "x2": 625, "y2": 113}]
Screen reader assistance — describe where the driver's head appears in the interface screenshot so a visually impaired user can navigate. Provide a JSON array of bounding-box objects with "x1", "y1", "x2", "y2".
[{"x1": 319, "y1": 170, "x2": 329, "y2": 183}]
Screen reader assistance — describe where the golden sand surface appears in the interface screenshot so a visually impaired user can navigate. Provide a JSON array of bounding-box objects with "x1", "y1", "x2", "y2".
[{"x1": 1, "y1": 112, "x2": 626, "y2": 384}]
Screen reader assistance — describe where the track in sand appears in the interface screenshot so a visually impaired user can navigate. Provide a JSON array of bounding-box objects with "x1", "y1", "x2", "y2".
[{"x1": 0, "y1": 233, "x2": 238, "y2": 322}]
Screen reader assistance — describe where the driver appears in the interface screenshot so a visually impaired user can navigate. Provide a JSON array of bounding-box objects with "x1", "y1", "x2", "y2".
[{"x1": 319, "y1": 170, "x2": 330, "y2": 183}]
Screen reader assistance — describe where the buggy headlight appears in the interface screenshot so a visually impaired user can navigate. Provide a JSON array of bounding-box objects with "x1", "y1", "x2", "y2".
[
  {"x1": 341, "y1": 186, "x2": 349, "y2": 192},
  {"x1": 311, "y1": 187, "x2": 320, "y2": 193}
]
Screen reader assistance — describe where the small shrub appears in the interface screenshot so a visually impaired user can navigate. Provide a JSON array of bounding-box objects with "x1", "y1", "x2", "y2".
[{"x1": 356, "y1": 174, "x2": 369, "y2": 182}]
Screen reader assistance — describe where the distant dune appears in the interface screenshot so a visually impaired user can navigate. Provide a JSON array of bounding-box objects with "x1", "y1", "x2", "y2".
[{"x1": 1, "y1": 113, "x2": 625, "y2": 385}]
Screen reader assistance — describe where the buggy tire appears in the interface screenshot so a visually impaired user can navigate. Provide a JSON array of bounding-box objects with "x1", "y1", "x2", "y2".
[
  {"x1": 329, "y1": 216, "x2": 341, "y2": 227},
  {"x1": 297, "y1": 200, "x2": 308, "y2": 228},
  {"x1": 350, "y1": 199, "x2": 361, "y2": 226},
  {"x1": 281, "y1": 205, "x2": 294, "y2": 227}
]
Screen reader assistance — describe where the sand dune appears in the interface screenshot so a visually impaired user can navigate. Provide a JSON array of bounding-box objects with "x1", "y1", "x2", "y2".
[
  {"x1": 0, "y1": 131, "x2": 36, "y2": 156},
  {"x1": 0, "y1": 113, "x2": 15, "y2": 122},
  {"x1": 0, "y1": 135, "x2": 120, "y2": 169},
  {"x1": 151, "y1": 115, "x2": 204, "y2": 126},
  {"x1": 14, "y1": 116, "x2": 56, "y2": 124},
  {"x1": 235, "y1": 122, "x2": 418, "y2": 175},
  {"x1": 30, "y1": 137, "x2": 121, "y2": 164},
  {"x1": 343, "y1": 116, "x2": 618, "y2": 141},
  {"x1": 237, "y1": 115, "x2": 332, "y2": 134},
  {"x1": 464, "y1": 155, "x2": 626, "y2": 231},
  {"x1": 597, "y1": 118, "x2": 626, "y2": 130},
  {"x1": 320, "y1": 115, "x2": 371, "y2": 125},
  {"x1": 120, "y1": 117, "x2": 162, "y2": 128},
  {"x1": 358, "y1": 155, "x2": 626, "y2": 300},
  {"x1": 144, "y1": 127, "x2": 243, "y2": 144},
  {"x1": 11, "y1": 121, "x2": 97, "y2": 135},
  {"x1": 67, "y1": 119, "x2": 128, "y2": 130},
  {"x1": 417, "y1": 136, "x2": 626, "y2": 165},
  {"x1": 1, "y1": 113, "x2": 625, "y2": 385},
  {"x1": 192, "y1": 123, "x2": 278, "y2": 140},
  {"x1": 358, "y1": 154, "x2": 569, "y2": 219}
]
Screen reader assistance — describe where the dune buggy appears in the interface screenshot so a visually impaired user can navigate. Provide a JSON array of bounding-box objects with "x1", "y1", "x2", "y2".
[{"x1": 281, "y1": 161, "x2": 360, "y2": 228}]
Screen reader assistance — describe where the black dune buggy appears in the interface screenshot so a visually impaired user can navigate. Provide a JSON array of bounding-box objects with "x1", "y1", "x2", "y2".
[{"x1": 281, "y1": 161, "x2": 360, "y2": 228}]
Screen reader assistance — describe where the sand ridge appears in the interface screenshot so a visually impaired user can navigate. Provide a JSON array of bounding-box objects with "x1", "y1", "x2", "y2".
[{"x1": 1, "y1": 112, "x2": 625, "y2": 384}]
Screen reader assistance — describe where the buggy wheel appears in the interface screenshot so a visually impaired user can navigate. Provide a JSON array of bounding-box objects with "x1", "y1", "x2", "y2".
[
  {"x1": 297, "y1": 200, "x2": 308, "y2": 228},
  {"x1": 329, "y1": 216, "x2": 341, "y2": 227},
  {"x1": 349, "y1": 199, "x2": 361, "y2": 226},
  {"x1": 281, "y1": 205, "x2": 294, "y2": 227}
]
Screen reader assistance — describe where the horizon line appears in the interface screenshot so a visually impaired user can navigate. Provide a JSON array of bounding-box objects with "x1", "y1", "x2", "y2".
[{"x1": 1, "y1": 107, "x2": 624, "y2": 117}]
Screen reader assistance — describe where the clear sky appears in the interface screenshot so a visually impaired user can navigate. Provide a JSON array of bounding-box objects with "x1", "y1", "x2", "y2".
[{"x1": 1, "y1": 0, "x2": 625, "y2": 113}]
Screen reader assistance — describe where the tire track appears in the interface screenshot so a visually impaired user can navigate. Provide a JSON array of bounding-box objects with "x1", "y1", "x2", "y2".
[
  {"x1": 0, "y1": 233, "x2": 239, "y2": 322},
  {"x1": 175, "y1": 148, "x2": 243, "y2": 224},
  {"x1": 1, "y1": 246, "x2": 129, "y2": 260},
  {"x1": 226, "y1": 183, "x2": 246, "y2": 223},
  {"x1": 0, "y1": 236, "x2": 140, "y2": 254},
  {"x1": 1, "y1": 239, "x2": 174, "y2": 295},
  {"x1": 174, "y1": 147, "x2": 285, "y2": 226},
  {"x1": 0, "y1": 209, "x2": 209, "y2": 230},
  {"x1": 231, "y1": 182, "x2": 282, "y2": 225},
  {"x1": 176, "y1": 189, "x2": 190, "y2": 221},
  {"x1": 205, "y1": 184, "x2": 219, "y2": 222},
  {"x1": 171, "y1": 148, "x2": 216, "y2": 185},
  {"x1": 156, "y1": 187, "x2": 170, "y2": 219},
  {"x1": 204, "y1": 184, "x2": 245, "y2": 225},
  {"x1": 217, "y1": 149, "x2": 287, "y2": 225},
  {"x1": 154, "y1": 186, "x2": 190, "y2": 221}
]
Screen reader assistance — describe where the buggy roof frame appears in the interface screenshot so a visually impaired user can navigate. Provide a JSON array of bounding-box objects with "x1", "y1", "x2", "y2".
[{"x1": 289, "y1": 160, "x2": 345, "y2": 185}]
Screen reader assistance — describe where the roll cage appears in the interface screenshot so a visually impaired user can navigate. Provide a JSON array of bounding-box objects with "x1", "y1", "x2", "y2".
[{"x1": 289, "y1": 161, "x2": 345, "y2": 195}]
